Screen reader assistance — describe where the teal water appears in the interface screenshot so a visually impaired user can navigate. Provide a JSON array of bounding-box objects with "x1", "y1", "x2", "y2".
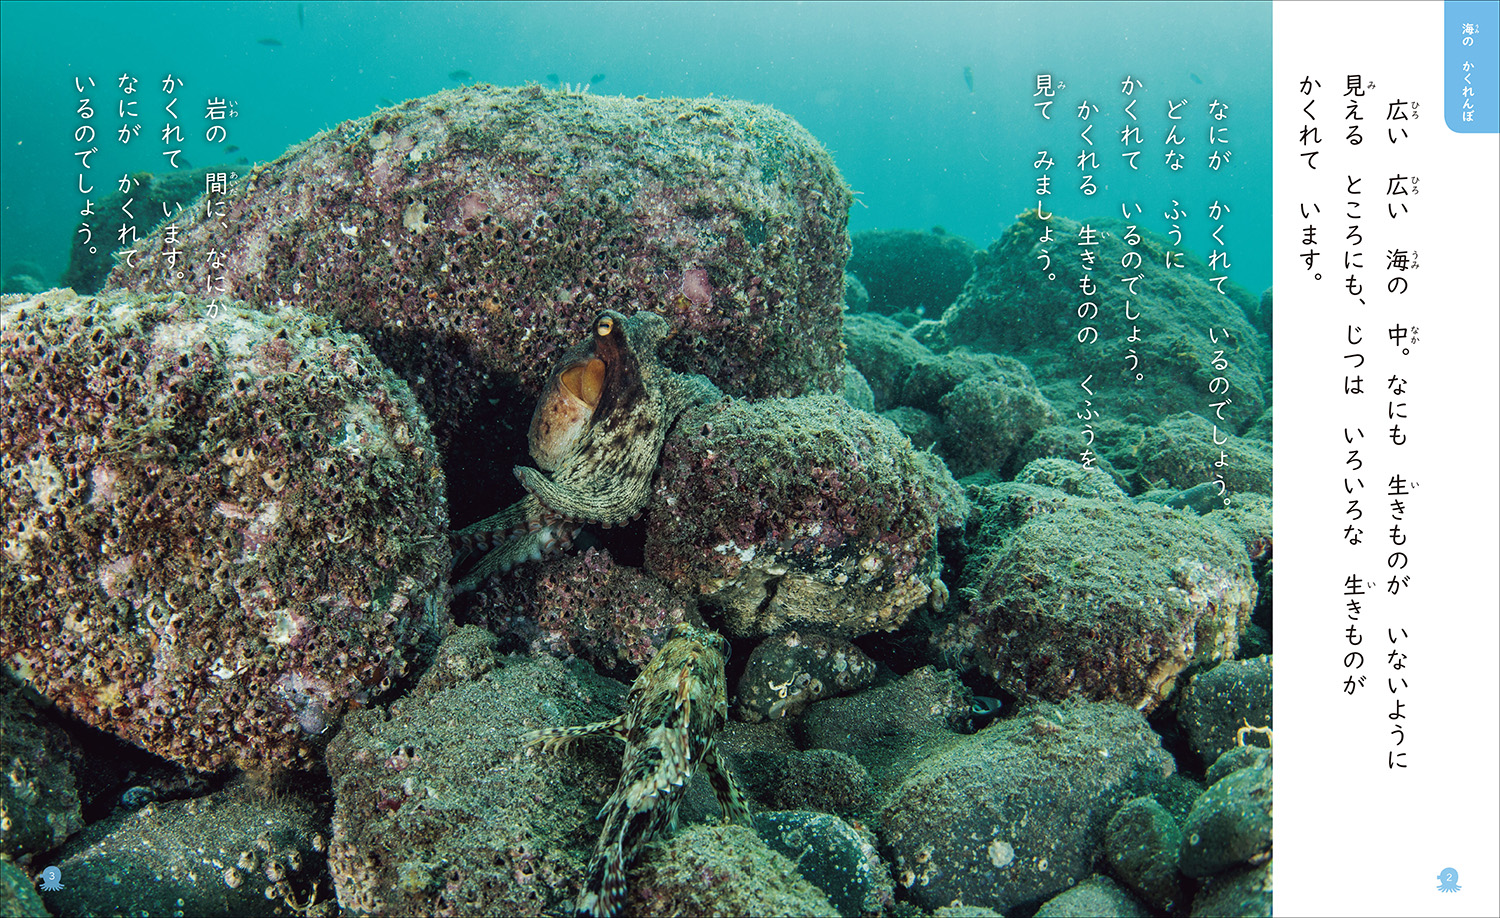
[{"x1": 0, "y1": 0, "x2": 1271, "y2": 294}]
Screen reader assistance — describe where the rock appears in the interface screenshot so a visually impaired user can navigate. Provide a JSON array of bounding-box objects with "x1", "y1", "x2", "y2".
[
  {"x1": 627, "y1": 823, "x2": 839, "y2": 917},
  {"x1": 464, "y1": 547, "x2": 697, "y2": 677},
  {"x1": 41, "y1": 778, "x2": 326, "y2": 918},
  {"x1": 1014, "y1": 456, "x2": 1128, "y2": 501},
  {"x1": 1034, "y1": 874, "x2": 1152, "y2": 917},
  {"x1": 1136, "y1": 412, "x2": 1273, "y2": 496},
  {"x1": 797, "y1": 666, "x2": 972, "y2": 794},
  {"x1": 761, "y1": 749, "x2": 876, "y2": 817},
  {"x1": 1, "y1": 289, "x2": 448, "y2": 772},
  {"x1": 63, "y1": 167, "x2": 228, "y2": 294},
  {"x1": 326, "y1": 632, "x2": 625, "y2": 916},
  {"x1": 941, "y1": 211, "x2": 1268, "y2": 429},
  {"x1": 945, "y1": 480, "x2": 1255, "y2": 712},
  {"x1": 844, "y1": 272, "x2": 871, "y2": 312},
  {"x1": 1190, "y1": 861, "x2": 1272, "y2": 917},
  {"x1": 1175, "y1": 656, "x2": 1273, "y2": 768},
  {"x1": 847, "y1": 229, "x2": 976, "y2": 318},
  {"x1": 1105, "y1": 796, "x2": 1186, "y2": 913},
  {"x1": 881, "y1": 406, "x2": 941, "y2": 451},
  {"x1": 840, "y1": 363, "x2": 876, "y2": 411},
  {"x1": 111, "y1": 87, "x2": 852, "y2": 442},
  {"x1": 842, "y1": 314, "x2": 936, "y2": 411},
  {"x1": 646, "y1": 395, "x2": 965, "y2": 639},
  {"x1": 0, "y1": 682, "x2": 83, "y2": 861},
  {"x1": 756, "y1": 810, "x2": 893, "y2": 916},
  {"x1": 938, "y1": 368, "x2": 1059, "y2": 478},
  {"x1": 0, "y1": 858, "x2": 49, "y2": 918},
  {"x1": 880, "y1": 700, "x2": 1174, "y2": 913},
  {"x1": 1206, "y1": 744, "x2": 1272, "y2": 787},
  {"x1": 735, "y1": 632, "x2": 878, "y2": 723},
  {"x1": 1180, "y1": 757, "x2": 1273, "y2": 877}
]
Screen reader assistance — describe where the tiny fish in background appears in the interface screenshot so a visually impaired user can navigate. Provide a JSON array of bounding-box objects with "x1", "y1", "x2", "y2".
[
  {"x1": 257, "y1": 36, "x2": 282, "y2": 47},
  {"x1": 1189, "y1": 71, "x2": 1203, "y2": 85},
  {"x1": 963, "y1": 65, "x2": 974, "y2": 92},
  {"x1": 547, "y1": 73, "x2": 562, "y2": 84},
  {"x1": 448, "y1": 69, "x2": 472, "y2": 82},
  {"x1": 590, "y1": 73, "x2": 607, "y2": 84},
  {"x1": 297, "y1": 2, "x2": 304, "y2": 28},
  {"x1": 223, "y1": 144, "x2": 240, "y2": 153}
]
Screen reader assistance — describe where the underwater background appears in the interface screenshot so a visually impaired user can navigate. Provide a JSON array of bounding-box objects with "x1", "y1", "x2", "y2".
[
  {"x1": 0, "y1": 0, "x2": 1271, "y2": 293},
  {"x1": 1, "y1": 2, "x2": 1275, "y2": 917}
]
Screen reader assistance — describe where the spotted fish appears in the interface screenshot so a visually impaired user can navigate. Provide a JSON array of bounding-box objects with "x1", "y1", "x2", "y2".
[{"x1": 521, "y1": 623, "x2": 753, "y2": 917}]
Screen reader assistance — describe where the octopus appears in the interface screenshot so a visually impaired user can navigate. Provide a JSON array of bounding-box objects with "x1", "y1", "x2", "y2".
[
  {"x1": 452, "y1": 309, "x2": 719, "y2": 590},
  {"x1": 521, "y1": 622, "x2": 754, "y2": 918}
]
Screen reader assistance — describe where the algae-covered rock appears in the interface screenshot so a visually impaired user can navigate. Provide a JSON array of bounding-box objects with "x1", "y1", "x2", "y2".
[
  {"x1": 797, "y1": 666, "x2": 972, "y2": 794},
  {"x1": 880, "y1": 700, "x2": 1173, "y2": 913},
  {"x1": 41, "y1": 778, "x2": 325, "y2": 918},
  {"x1": 1180, "y1": 756, "x2": 1273, "y2": 878},
  {"x1": 1105, "y1": 796, "x2": 1186, "y2": 913},
  {"x1": 847, "y1": 228, "x2": 976, "y2": 318},
  {"x1": 112, "y1": 86, "x2": 852, "y2": 440},
  {"x1": 938, "y1": 367, "x2": 1059, "y2": 478},
  {"x1": 842, "y1": 313, "x2": 938, "y2": 411},
  {"x1": 1034, "y1": 874, "x2": 1153, "y2": 917},
  {"x1": 1136, "y1": 412, "x2": 1273, "y2": 496},
  {"x1": 326, "y1": 630, "x2": 624, "y2": 916},
  {"x1": 1190, "y1": 860, "x2": 1272, "y2": 917},
  {"x1": 942, "y1": 211, "x2": 1268, "y2": 430},
  {"x1": 757, "y1": 810, "x2": 894, "y2": 916},
  {"x1": 735, "y1": 632, "x2": 878, "y2": 723},
  {"x1": 1, "y1": 289, "x2": 449, "y2": 772},
  {"x1": 1176, "y1": 655, "x2": 1273, "y2": 768},
  {"x1": 0, "y1": 859, "x2": 50, "y2": 918},
  {"x1": 646, "y1": 395, "x2": 965, "y2": 639},
  {"x1": 943, "y1": 479, "x2": 1255, "y2": 711},
  {"x1": 0, "y1": 682, "x2": 83, "y2": 861},
  {"x1": 628, "y1": 823, "x2": 840, "y2": 917}
]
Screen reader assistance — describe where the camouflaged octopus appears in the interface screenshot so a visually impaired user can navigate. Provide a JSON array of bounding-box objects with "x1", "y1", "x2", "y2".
[
  {"x1": 522, "y1": 622, "x2": 753, "y2": 918},
  {"x1": 453, "y1": 309, "x2": 719, "y2": 590}
]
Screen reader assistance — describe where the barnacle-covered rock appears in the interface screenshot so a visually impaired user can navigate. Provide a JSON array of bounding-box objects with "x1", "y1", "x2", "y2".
[
  {"x1": 645, "y1": 395, "x2": 966, "y2": 639},
  {"x1": 40, "y1": 778, "x2": 326, "y2": 918},
  {"x1": 734, "y1": 631, "x2": 877, "y2": 723},
  {"x1": 935, "y1": 472, "x2": 1254, "y2": 712},
  {"x1": 110, "y1": 86, "x2": 852, "y2": 447},
  {"x1": 0, "y1": 289, "x2": 448, "y2": 772},
  {"x1": 0, "y1": 680, "x2": 84, "y2": 860}
]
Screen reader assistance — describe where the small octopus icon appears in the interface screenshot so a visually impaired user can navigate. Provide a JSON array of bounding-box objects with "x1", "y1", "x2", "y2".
[
  {"x1": 1436, "y1": 867, "x2": 1461, "y2": 892},
  {"x1": 37, "y1": 865, "x2": 63, "y2": 891}
]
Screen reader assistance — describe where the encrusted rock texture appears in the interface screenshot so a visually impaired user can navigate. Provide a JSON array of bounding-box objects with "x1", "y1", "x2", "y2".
[
  {"x1": 645, "y1": 394, "x2": 967, "y2": 638},
  {"x1": 937, "y1": 467, "x2": 1255, "y2": 713},
  {"x1": 880, "y1": 700, "x2": 1174, "y2": 913},
  {"x1": 846, "y1": 228, "x2": 976, "y2": 318},
  {"x1": 939, "y1": 211, "x2": 1269, "y2": 430},
  {"x1": 0, "y1": 289, "x2": 449, "y2": 772},
  {"x1": 110, "y1": 85, "x2": 852, "y2": 447}
]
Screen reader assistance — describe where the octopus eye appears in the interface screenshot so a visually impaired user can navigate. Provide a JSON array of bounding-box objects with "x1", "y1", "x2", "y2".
[{"x1": 596, "y1": 315, "x2": 614, "y2": 337}]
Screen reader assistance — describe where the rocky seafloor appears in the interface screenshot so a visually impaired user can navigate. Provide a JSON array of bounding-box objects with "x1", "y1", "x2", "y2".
[{"x1": 2, "y1": 86, "x2": 1270, "y2": 918}]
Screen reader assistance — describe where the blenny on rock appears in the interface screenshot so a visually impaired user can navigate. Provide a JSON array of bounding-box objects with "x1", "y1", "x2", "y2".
[
  {"x1": 522, "y1": 622, "x2": 754, "y2": 917},
  {"x1": 452, "y1": 309, "x2": 719, "y2": 589}
]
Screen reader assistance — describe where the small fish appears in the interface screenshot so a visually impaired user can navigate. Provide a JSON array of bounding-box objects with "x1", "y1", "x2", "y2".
[
  {"x1": 590, "y1": 73, "x2": 606, "y2": 84},
  {"x1": 257, "y1": 37, "x2": 283, "y2": 47},
  {"x1": 297, "y1": 2, "x2": 304, "y2": 28},
  {"x1": 448, "y1": 69, "x2": 472, "y2": 82},
  {"x1": 963, "y1": 65, "x2": 974, "y2": 92},
  {"x1": 236, "y1": 156, "x2": 249, "y2": 165},
  {"x1": 1189, "y1": 72, "x2": 1203, "y2": 85},
  {"x1": 546, "y1": 73, "x2": 561, "y2": 84},
  {"x1": 378, "y1": 97, "x2": 394, "y2": 107},
  {"x1": 223, "y1": 144, "x2": 240, "y2": 153}
]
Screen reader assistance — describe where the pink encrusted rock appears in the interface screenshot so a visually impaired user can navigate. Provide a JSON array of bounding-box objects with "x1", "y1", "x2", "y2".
[
  {"x1": 464, "y1": 547, "x2": 697, "y2": 675},
  {"x1": 1, "y1": 289, "x2": 449, "y2": 773},
  {"x1": 110, "y1": 85, "x2": 852, "y2": 445},
  {"x1": 645, "y1": 395, "x2": 967, "y2": 639}
]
